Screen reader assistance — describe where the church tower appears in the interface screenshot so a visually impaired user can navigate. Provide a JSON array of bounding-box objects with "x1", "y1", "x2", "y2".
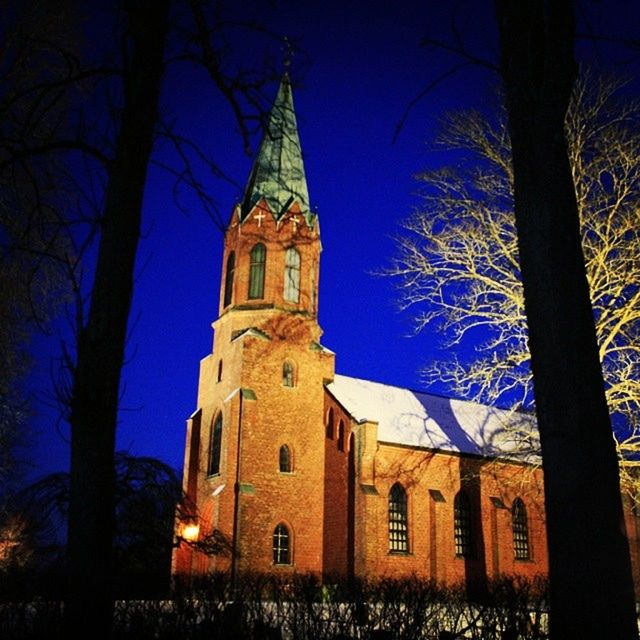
[{"x1": 174, "y1": 74, "x2": 335, "y2": 577}]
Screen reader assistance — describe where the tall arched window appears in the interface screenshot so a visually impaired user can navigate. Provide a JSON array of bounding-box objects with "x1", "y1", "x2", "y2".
[
  {"x1": 388, "y1": 483, "x2": 408, "y2": 553},
  {"x1": 279, "y1": 445, "x2": 292, "y2": 472},
  {"x1": 273, "y1": 523, "x2": 290, "y2": 564},
  {"x1": 512, "y1": 498, "x2": 530, "y2": 560},
  {"x1": 337, "y1": 420, "x2": 345, "y2": 451},
  {"x1": 282, "y1": 361, "x2": 295, "y2": 387},
  {"x1": 454, "y1": 491, "x2": 473, "y2": 557},
  {"x1": 326, "y1": 408, "x2": 334, "y2": 439},
  {"x1": 284, "y1": 247, "x2": 301, "y2": 302},
  {"x1": 223, "y1": 251, "x2": 235, "y2": 307},
  {"x1": 249, "y1": 243, "x2": 266, "y2": 299},
  {"x1": 208, "y1": 414, "x2": 223, "y2": 475}
]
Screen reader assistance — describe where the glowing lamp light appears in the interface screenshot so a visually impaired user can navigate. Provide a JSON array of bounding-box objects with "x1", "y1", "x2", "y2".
[{"x1": 181, "y1": 523, "x2": 200, "y2": 542}]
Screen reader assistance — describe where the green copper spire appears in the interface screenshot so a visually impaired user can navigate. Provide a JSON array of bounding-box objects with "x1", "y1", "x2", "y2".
[{"x1": 240, "y1": 74, "x2": 314, "y2": 225}]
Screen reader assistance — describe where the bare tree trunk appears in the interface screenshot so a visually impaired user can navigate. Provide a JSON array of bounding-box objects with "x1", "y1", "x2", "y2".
[
  {"x1": 494, "y1": 1, "x2": 637, "y2": 637},
  {"x1": 65, "y1": 0, "x2": 170, "y2": 633}
]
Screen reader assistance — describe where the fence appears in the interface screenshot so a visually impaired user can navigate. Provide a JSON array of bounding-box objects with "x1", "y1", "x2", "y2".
[{"x1": 1, "y1": 572, "x2": 551, "y2": 639}]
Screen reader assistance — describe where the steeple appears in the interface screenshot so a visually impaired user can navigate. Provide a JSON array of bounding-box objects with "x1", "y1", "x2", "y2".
[{"x1": 240, "y1": 74, "x2": 314, "y2": 227}]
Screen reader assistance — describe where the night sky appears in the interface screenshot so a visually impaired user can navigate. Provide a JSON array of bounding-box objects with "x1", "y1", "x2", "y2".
[{"x1": 21, "y1": 1, "x2": 640, "y2": 482}]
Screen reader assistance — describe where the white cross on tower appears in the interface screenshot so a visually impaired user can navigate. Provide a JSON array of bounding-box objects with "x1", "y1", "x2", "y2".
[
  {"x1": 289, "y1": 215, "x2": 300, "y2": 232},
  {"x1": 254, "y1": 211, "x2": 266, "y2": 227}
]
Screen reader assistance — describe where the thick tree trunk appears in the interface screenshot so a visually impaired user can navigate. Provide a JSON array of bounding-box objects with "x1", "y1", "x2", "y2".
[
  {"x1": 65, "y1": 1, "x2": 170, "y2": 634},
  {"x1": 494, "y1": 2, "x2": 637, "y2": 637}
]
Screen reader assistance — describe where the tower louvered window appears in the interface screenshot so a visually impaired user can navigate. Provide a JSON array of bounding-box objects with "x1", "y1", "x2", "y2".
[
  {"x1": 223, "y1": 251, "x2": 235, "y2": 307},
  {"x1": 512, "y1": 498, "x2": 530, "y2": 560},
  {"x1": 284, "y1": 247, "x2": 301, "y2": 302},
  {"x1": 208, "y1": 414, "x2": 222, "y2": 476},
  {"x1": 283, "y1": 361, "x2": 295, "y2": 387},
  {"x1": 249, "y1": 243, "x2": 266, "y2": 299},
  {"x1": 388, "y1": 483, "x2": 408, "y2": 553},
  {"x1": 454, "y1": 491, "x2": 473, "y2": 557},
  {"x1": 273, "y1": 523, "x2": 290, "y2": 564}
]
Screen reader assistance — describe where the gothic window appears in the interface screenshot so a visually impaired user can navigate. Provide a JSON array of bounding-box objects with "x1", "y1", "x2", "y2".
[
  {"x1": 283, "y1": 360, "x2": 295, "y2": 387},
  {"x1": 223, "y1": 251, "x2": 235, "y2": 307},
  {"x1": 388, "y1": 483, "x2": 408, "y2": 553},
  {"x1": 326, "y1": 408, "x2": 334, "y2": 439},
  {"x1": 512, "y1": 498, "x2": 530, "y2": 560},
  {"x1": 249, "y1": 243, "x2": 266, "y2": 299},
  {"x1": 284, "y1": 247, "x2": 301, "y2": 302},
  {"x1": 454, "y1": 491, "x2": 473, "y2": 557},
  {"x1": 273, "y1": 523, "x2": 290, "y2": 564},
  {"x1": 279, "y1": 445, "x2": 292, "y2": 473},
  {"x1": 337, "y1": 420, "x2": 345, "y2": 451},
  {"x1": 208, "y1": 414, "x2": 223, "y2": 476},
  {"x1": 217, "y1": 359, "x2": 223, "y2": 382}
]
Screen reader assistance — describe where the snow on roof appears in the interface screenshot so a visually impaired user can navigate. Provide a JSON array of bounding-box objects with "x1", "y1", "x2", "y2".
[{"x1": 326, "y1": 374, "x2": 540, "y2": 464}]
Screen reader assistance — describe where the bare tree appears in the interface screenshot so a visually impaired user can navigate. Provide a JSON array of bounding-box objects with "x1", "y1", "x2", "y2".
[
  {"x1": 496, "y1": 1, "x2": 635, "y2": 636},
  {"x1": 388, "y1": 72, "x2": 640, "y2": 500},
  {"x1": 0, "y1": 452, "x2": 216, "y2": 599},
  {"x1": 1, "y1": 0, "x2": 286, "y2": 634}
]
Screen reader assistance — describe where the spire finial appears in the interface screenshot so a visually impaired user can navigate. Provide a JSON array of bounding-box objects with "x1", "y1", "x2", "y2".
[{"x1": 282, "y1": 36, "x2": 293, "y2": 70}]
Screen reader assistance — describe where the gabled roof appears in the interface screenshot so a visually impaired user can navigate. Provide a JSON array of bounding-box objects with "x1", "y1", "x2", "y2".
[
  {"x1": 240, "y1": 74, "x2": 314, "y2": 226},
  {"x1": 326, "y1": 374, "x2": 540, "y2": 464}
]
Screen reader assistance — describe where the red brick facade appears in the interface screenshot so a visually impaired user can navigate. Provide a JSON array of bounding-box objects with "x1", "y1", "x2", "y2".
[
  {"x1": 172, "y1": 194, "x2": 557, "y2": 588},
  {"x1": 172, "y1": 75, "x2": 640, "y2": 594}
]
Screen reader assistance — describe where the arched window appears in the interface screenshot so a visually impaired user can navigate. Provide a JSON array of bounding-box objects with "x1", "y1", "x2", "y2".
[
  {"x1": 388, "y1": 483, "x2": 408, "y2": 553},
  {"x1": 279, "y1": 445, "x2": 292, "y2": 472},
  {"x1": 208, "y1": 414, "x2": 223, "y2": 476},
  {"x1": 454, "y1": 491, "x2": 473, "y2": 557},
  {"x1": 223, "y1": 251, "x2": 235, "y2": 307},
  {"x1": 249, "y1": 243, "x2": 266, "y2": 299},
  {"x1": 326, "y1": 408, "x2": 334, "y2": 439},
  {"x1": 217, "y1": 359, "x2": 223, "y2": 382},
  {"x1": 282, "y1": 361, "x2": 295, "y2": 387},
  {"x1": 273, "y1": 523, "x2": 290, "y2": 564},
  {"x1": 512, "y1": 498, "x2": 530, "y2": 560},
  {"x1": 337, "y1": 420, "x2": 345, "y2": 451},
  {"x1": 284, "y1": 247, "x2": 301, "y2": 302}
]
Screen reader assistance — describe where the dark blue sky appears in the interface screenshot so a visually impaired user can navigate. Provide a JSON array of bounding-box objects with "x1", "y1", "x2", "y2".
[{"x1": 21, "y1": 1, "x2": 640, "y2": 482}]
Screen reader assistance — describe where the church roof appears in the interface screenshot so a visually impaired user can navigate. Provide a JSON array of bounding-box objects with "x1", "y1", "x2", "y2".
[
  {"x1": 326, "y1": 374, "x2": 540, "y2": 464},
  {"x1": 240, "y1": 74, "x2": 314, "y2": 226}
]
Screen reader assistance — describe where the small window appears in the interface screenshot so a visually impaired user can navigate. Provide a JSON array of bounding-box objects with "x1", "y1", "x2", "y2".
[
  {"x1": 283, "y1": 361, "x2": 295, "y2": 387},
  {"x1": 389, "y1": 483, "x2": 408, "y2": 553},
  {"x1": 223, "y1": 252, "x2": 235, "y2": 307},
  {"x1": 326, "y1": 408, "x2": 334, "y2": 439},
  {"x1": 512, "y1": 498, "x2": 530, "y2": 560},
  {"x1": 279, "y1": 445, "x2": 292, "y2": 473},
  {"x1": 284, "y1": 247, "x2": 301, "y2": 302},
  {"x1": 208, "y1": 414, "x2": 223, "y2": 476},
  {"x1": 217, "y1": 359, "x2": 223, "y2": 383},
  {"x1": 249, "y1": 243, "x2": 266, "y2": 299},
  {"x1": 273, "y1": 523, "x2": 290, "y2": 564},
  {"x1": 454, "y1": 491, "x2": 473, "y2": 557},
  {"x1": 337, "y1": 420, "x2": 345, "y2": 451}
]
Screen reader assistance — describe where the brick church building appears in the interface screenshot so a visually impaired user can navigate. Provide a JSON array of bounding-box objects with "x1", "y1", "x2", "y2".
[{"x1": 172, "y1": 74, "x2": 640, "y2": 589}]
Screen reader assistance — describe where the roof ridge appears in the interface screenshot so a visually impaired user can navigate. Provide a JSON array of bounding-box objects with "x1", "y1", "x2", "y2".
[{"x1": 332, "y1": 372, "x2": 529, "y2": 414}]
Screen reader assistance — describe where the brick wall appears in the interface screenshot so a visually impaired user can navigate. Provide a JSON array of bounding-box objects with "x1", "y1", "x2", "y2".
[
  {"x1": 350, "y1": 432, "x2": 549, "y2": 586},
  {"x1": 173, "y1": 198, "x2": 639, "y2": 598}
]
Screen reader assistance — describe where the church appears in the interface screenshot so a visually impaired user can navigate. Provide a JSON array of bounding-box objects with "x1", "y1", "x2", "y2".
[{"x1": 172, "y1": 74, "x2": 639, "y2": 589}]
